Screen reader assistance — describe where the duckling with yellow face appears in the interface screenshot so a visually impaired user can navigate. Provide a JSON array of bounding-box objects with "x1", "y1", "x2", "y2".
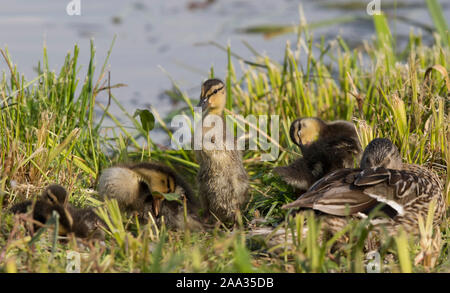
[
  {"x1": 274, "y1": 117, "x2": 362, "y2": 192},
  {"x1": 97, "y1": 162, "x2": 203, "y2": 230},
  {"x1": 195, "y1": 79, "x2": 249, "y2": 226}
]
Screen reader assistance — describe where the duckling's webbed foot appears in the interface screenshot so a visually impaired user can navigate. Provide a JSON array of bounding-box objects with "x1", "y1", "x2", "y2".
[{"x1": 273, "y1": 158, "x2": 314, "y2": 191}]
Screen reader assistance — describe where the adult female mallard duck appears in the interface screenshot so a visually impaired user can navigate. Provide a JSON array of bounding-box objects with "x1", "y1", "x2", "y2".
[
  {"x1": 97, "y1": 162, "x2": 203, "y2": 230},
  {"x1": 274, "y1": 117, "x2": 362, "y2": 192},
  {"x1": 282, "y1": 138, "x2": 445, "y2": 235},
  {"x1": 195, "y1": 78, "x2": 249, "y2": 226}
]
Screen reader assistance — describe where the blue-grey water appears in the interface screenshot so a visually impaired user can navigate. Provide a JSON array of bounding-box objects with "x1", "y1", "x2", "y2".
[{"x1": 1, "y1": 0, "x2": 448, "y2": 143}]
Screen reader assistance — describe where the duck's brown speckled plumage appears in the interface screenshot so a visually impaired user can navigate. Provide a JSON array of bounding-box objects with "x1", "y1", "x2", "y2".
[
  {"x1": 195, "y1": 79, "x2": 249, "y2": 225},
  {"x1": 283, "y1": 138, "x2": 445, "y2": 235}
]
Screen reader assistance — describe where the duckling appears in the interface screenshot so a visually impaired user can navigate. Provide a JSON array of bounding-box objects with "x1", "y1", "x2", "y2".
[
  {"x1": 10, "y1": 184, "x2": 74, "y2": 236},
  {"x1": 67, "y1": 206, "x2": 106, "y2": 240},
  {"x1": 195, "y1": 78, "x2": 249, "y2": 225},
  {"x1": 97, "y1": 162, "x2": 202, "y2": 230},
  {"x1": 10, "y1": 184, "x2": 105, "y2": 239},
  {"x1": 274, "y1": 117, "x2": 362, "y2": 192},
  {"x1": 282, "y1": 138, "x2": 445, "y2": 235}
]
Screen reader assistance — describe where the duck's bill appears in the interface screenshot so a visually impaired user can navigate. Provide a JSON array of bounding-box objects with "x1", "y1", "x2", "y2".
[
  {"x1": 152, "y1": 197, "x2": 162, "y2": 217},
  {"x1": 198, "y1": 98, "x2": 208, "y2": 112}
]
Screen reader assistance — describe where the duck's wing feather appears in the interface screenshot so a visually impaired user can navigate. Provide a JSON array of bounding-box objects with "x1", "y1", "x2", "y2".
[
  {"x1": 288, "y1": 186, "x2": 377, "y2": 216},
  {"x1": 283, "y1": 166, "x2": 439, "y2": 218},
  {"x1": 304, "y1": 168, "x2": 359, "y2": 194},
  {"x1": 354, "y1": 167, "x2": 438, "y2": 215},
  {"x1": 353, "y1": 167, "x2": 392, "y2": 186},
  {"x1": 282, "y1": 168, "x2": 377, "y2": 216}
]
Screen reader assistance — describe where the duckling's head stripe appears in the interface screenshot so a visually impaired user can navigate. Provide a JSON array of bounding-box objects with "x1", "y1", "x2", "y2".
[
  {"x1": 289, "y1": 119, "x2": 302, "y2": 146},
  {"x1": 43, "y1": 184, "x2": 68, "y2": 205},
  {"x1": 201, "y1": 79, "x2": 224, "y2": 98}
]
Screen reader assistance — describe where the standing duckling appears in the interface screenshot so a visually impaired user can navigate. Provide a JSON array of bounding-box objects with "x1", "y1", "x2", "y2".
[
  {"x1": 274, "y1": 117, "x2": 362, "y2": 192},
  {"x1": 195, "y1": 79, "x2": 249, "y2": 225},
  {"x1": 97, "y1": 162, "x2": 202, "y2": 230},
  {"x1": 282, "y1": 138, "x2": 446, "y2": 235}
]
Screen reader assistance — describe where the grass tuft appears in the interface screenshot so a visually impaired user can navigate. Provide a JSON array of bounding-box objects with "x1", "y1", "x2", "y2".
[{"x1": 0, "y1": 11, "x2": 448, "y2": 272}]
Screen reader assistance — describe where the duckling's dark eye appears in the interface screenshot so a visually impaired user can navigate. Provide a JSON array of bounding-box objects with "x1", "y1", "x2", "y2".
[{"x1": 213, "y1": 89, "x2": 218, "y2": 95}]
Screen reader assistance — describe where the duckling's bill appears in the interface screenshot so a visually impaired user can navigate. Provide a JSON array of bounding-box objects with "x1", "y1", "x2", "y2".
[{"x1": 151, "y1": 192, "x2": 164, "y2": 217}]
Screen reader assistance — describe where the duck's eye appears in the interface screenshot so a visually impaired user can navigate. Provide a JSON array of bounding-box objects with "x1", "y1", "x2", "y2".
[{"x1": 213, "y1": 89, "x2": 218, "y2": 95}]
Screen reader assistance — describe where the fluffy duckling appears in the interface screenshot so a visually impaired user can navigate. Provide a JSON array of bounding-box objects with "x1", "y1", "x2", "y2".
[
  {"x1": 282, "y1": 138, "x2": 445, "y2": 235},
  {"x1": 68, "y1": 206, "x2": 106, "y2": 240},
  {"x1": 10, "y1": 184, "x2": 74, "y2": 235},
  {"x1": 195, "y1": 79, "x2": 249, "y2": 225},
  {"x1": 274, "y1": 117, "x2": 362, "y2": 191},
  {"x1": 10, "y1": 184, "x2": 105, "y2": 239},
  {"x1": 97, "y1": 162, "x2": 202, "y2": 230}
]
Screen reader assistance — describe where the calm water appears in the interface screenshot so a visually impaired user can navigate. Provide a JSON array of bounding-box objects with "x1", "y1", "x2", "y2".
[{"x1": 1, "y1": 0, "x2": 448, "y2": 142}]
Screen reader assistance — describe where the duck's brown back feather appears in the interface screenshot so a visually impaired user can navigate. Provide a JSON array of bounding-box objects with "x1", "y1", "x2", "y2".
[{"x1": 282, "y1": 165, "x2": 444, "y2": 229}]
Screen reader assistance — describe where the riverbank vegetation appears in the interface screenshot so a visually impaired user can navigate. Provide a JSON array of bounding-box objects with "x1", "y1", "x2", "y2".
[{"x1": 0, "y1": 7, "x2": 448, "y2": 272}]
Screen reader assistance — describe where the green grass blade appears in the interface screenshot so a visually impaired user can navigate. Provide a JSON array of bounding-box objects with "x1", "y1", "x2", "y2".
[{"x1": 426, "y1": 0, "x2": 449, "y2": 47}]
